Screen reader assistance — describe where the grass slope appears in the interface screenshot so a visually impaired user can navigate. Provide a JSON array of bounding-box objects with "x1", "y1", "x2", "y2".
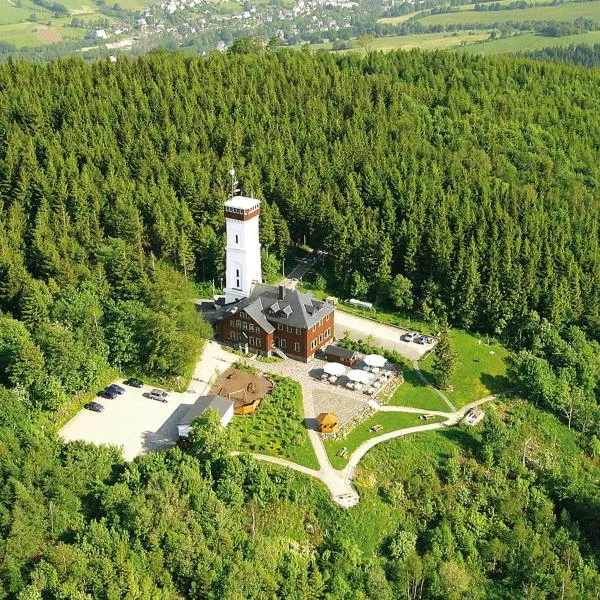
[
  {"x1": 324, "y1": 411, "x2": 445, "y2": 469},
  {"x1": 421, "y1": 329, "x2": 511, "y2": 408},
  {"x1": 230, "y1": 374, "x2": 319, "y2": 470},
  {"x1": 390, "y1": 368, "x2": 451, "y2": 411}
]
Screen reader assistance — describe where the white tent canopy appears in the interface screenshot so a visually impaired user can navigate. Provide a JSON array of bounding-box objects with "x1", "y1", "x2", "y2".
[
  {"x1": 346, "y1": 369, "x2": 373, "y2": 384},
  {"x1": 363, "y1": 354, "x2": 386, "y2": 368},
  {"x1": 323, "y1": 362, "x2": 346, "y2": 377}
]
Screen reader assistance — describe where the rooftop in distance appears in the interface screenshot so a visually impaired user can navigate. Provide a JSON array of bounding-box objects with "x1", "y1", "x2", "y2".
[{"x1": 225, "y1": 196, "x2": 260, "y2": 211}]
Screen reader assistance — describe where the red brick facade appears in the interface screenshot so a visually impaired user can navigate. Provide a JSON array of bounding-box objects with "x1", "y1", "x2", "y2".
[{"x1": 216, "y1": 309, "x2": 334, "y2": 362}]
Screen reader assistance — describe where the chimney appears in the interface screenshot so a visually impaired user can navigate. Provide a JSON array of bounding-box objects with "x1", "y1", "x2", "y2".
[{"x1": 278, "y1": 285, "x2": 285, "y2": 301}]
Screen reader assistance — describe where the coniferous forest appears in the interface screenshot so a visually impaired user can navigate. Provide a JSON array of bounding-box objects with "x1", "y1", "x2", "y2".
[{"x1": 0, "y1": 50, "x2": 599, "y2": 599}]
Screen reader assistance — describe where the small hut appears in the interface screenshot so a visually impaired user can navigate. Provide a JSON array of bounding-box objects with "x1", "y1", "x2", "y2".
[
  {"x1": 323, "y1": 344, "x2": 358, "y2": 366},
  {"x1": 317, "y1": 412, "x2": 339, "y2": 434}
]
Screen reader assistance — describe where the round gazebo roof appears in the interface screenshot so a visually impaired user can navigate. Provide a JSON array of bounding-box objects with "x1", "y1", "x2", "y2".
[{"x1": 317, "y1": 412, "x2": 339, "y2": 426}]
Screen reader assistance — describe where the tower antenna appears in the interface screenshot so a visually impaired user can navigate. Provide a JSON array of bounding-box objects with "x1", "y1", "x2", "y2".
[{"x1": 229, "y1": 167, "x2": 240, "y2": 198}]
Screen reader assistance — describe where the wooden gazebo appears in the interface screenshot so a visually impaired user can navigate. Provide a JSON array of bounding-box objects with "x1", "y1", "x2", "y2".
[{"x1": 317, "y1": 412, "x2": 339, "y2": 434}]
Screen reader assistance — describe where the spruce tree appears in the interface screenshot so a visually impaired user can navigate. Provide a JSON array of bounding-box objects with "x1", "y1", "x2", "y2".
[{"x1": 432, "y1": 328, "x2": 458, "y2": 390}]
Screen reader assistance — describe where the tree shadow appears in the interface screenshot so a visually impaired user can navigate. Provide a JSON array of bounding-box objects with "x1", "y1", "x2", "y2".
[
  {"x1": 304, "y1": 417, "x2": 320, "y2": 431},
  {"x1": 141, "y1": 403, "x2": 193, "y2": 453},
  {"x1": 479, "y1": 372, "x2": 511, "y2": 394},
  {"x1": 437, "y1": 426, "x2": 481, "y2": 457}
]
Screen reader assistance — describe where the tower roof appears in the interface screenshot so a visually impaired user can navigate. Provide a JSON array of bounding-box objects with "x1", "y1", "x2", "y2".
[{"x1": 225, "y1": 196, "x2": 260, "y2": 211}]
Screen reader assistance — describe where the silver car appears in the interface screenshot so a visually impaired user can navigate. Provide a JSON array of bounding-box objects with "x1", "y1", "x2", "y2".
[{"x1": 148, "y1": 388, "x2": 171, "y2": 403}]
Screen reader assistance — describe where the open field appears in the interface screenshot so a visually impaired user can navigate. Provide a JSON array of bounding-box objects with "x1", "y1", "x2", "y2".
[
  {"x1": 420, "y1": 0, "x2": 600, "y2": 26},
  {"x1": 463, "y1": 29, "x2": 600, "y2": 53},
  {"x1": 309, "y1": 31, "x2": 492, "y2": 53},
  {"x1": 0, "y1": 21, "x2": 84, "y2": 46},
  {"x1": 421, "y1": 329, "x2": 510, "y2": 408},
  {"x1": 324, "y1": 411, "x2": 445, "y2": 469}
]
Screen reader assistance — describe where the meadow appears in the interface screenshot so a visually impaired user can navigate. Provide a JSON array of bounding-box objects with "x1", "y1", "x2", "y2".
[
  {"x1": 464, "y1": 28, "x2": 600, "y2": 53},
  {"x1": 421, "y1": 329, "x2": 511, "y2": 408},
  {"x1": 419, "y1": 0, "x2": 600, "y2": 26}
]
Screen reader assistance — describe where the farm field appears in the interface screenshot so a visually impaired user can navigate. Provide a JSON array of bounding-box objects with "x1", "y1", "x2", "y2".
[
  {"x1": 463, "y1": 29, "x2": 600, "y2": 53},
  {"x1": 310, "y1": 31, "x2": 492, "y2": 53},
  {"x1": 0, "y1": 21, "x2": 83, "y2": 46},
  {"x1": 419, "y1": 0, "x2": 600, "y2": 26}
]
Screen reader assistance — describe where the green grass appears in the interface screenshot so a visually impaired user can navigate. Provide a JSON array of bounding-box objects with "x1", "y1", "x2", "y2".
[
  {"x1": 309, "y1": 31, "x2": 492, "y2": 54},
  {"x1": 420, "y1": 329, "x2": 511, "y2": 408},
  {"x1": 230, "y1": 375, "x2": 319, "y2": 470},
  {"x1": 389, "y1": 368, "x2": 451, "y2": 411},
  {"x1": 463, "y1": 29, "x2": 600, "y2": 54},
  {"x1": 0, "y1": 21, "x2": 82, "y2": 46},
  {"x1": 420, "y1": 0, "x2": 600, "y2": 26},
  {"x1": 324, "y1": 411, "x2": 446, "y2": 469}
]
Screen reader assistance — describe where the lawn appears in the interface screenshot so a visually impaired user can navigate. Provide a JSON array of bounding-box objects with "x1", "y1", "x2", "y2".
[
  {"x1": 229, "y1": 374, "x2": 319, "y2": 470},
  {"x1": 420, "y1": 0, "x2": 600, "y2": 26},
  {"x1": 389, "y1": 368, "x2": 452, "y2": 412},
  {"x1": 420, "y1": 329, "x2": 511, "y2": 408},
  {"x1": 324, "y1": 411, "x2": 446, "y2": 469},
  {"x1": 463, "y1": 29, "x2": 600, "y2": 54}
]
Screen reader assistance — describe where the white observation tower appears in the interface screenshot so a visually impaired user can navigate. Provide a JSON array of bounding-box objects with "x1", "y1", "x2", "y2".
[{"x1": 224, "y1": 195, "x2": 262, "y2": 304}]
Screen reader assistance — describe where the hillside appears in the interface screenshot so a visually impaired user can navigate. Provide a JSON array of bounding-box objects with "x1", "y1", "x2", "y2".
[{"x1": 0, "y1": 51, "x2": 598, "y2": 598}]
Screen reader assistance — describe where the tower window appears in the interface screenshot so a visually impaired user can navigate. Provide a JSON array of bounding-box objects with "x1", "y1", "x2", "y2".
[
  {"x1": 235, "y1": 234, "x2": 239, "y2": 244},
  {"x1": 236, "y1": 269, "x2": 240, "y2": 277},
  {"x1": 236, "y1": 279, "x2": 240, "y2": 288}
]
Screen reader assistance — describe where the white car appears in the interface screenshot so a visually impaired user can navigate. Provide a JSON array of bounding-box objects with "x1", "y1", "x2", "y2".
[
  {"x1": 403, "y1": 331, "x2": 418, "y2": 342},
  {"x1": 148, "y1": 388, "x2": 171, "y2": 403}
]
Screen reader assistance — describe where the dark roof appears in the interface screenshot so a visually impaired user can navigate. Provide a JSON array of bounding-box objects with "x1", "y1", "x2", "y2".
[
  {"x1": 323, "y1": 344, "x2": 357, "y2": 360},
  {"x1": 179, "y1": 395, "x2": 234, "y2": 426},
  {"x1": 214, "y1": 284, "x2": 335, "y2": 333}
]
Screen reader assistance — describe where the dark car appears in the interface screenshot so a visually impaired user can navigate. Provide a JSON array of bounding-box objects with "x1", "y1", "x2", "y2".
[
  {"x1": 124, "y1": 378, "x2": 144, "y2": 388},
  {"x1": 99, "y1": 389, "x2": 118, "y2": 400},
  {"x1": 107, "y1": 383, "x2": 126, "y2": 395},
  {"x1": 85, "y1": 401, "x2": 104, "y2": 413}
]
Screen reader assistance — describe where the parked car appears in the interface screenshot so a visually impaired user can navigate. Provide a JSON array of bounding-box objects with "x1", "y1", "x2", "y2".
[
  {"x1": 85, "y1": 401, "x2": 105, "y2": 412},
  {"x1": 415, "y1": 335, "x2": 428, "y2": 345},
  {"x1": 403, "y1": 331, "x2": 418, "y2": 342},
  {"x1": 107, "y1": 383, "x2": 126, "y2": 395},
  {"x1": 148, "y1": 388, "x2": 171, "y2": 403},
  {"x1": 99, "y1": 389, "x2": 118, "y2": 400},
  {"x1": 124, "y1": 378, "x2": 144, "y2": 388}
]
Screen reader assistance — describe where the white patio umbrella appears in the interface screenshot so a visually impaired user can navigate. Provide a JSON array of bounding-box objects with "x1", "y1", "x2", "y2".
[
  {"x1": 346, "y1": 369, "x2": 372, "y2": 384},
  {"x1": 363, "y1": 354, "x2": 386, "y2": 368},
  {"x1": 323, "y1": 362, "x2": 346, "y2": 377}
]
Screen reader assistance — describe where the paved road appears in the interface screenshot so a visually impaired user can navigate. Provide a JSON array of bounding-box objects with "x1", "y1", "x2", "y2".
[
  {"x1": 281, "y1": 250, "x2": 324, "y2": 289},
  {"x1": 333, "y1": 310, "x2": 434, "y2": 361}
]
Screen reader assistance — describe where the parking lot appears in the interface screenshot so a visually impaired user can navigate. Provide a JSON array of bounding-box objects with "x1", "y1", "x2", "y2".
[
  {"x1": 333, "y1": 310, "x2": 435, "y2": 361},
  {"x1": 59, "y1": 342, "x2": 237, "y2": 461}
]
